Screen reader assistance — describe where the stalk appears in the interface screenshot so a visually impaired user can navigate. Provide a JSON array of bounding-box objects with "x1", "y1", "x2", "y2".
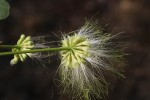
[
  {"x1": 0, "y1": 45, "x2": 20, "y2": 49},
  {"x1": 0, "y1": 46, "x2": 70, "y2": 56}
]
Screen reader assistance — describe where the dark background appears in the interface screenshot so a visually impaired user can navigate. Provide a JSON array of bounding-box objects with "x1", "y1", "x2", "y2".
[{"x1": 0, "y1": 0, "x2": 150, "y2": 100}]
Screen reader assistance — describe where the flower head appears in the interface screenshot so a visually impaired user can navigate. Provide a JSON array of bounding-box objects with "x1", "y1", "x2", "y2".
[
  {"x1": 59, "y1": 21, "x2": 125, "y2": 99},
  {"x1": 10, "y1": 34, "x2": 34, "y2": 65}
]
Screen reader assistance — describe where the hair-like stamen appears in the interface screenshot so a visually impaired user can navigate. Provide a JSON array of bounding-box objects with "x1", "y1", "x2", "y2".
[{"x1": 58, "y1": 20, "x2": 125, "y2": 99}]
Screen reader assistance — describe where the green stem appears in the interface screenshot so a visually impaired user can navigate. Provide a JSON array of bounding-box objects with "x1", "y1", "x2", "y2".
[
  {"x1": 0, "y1": 47, "x2": 70, "y2": 56},
  {"x1": 0, "y1": 45, "x2": 20, "y2": 49}
]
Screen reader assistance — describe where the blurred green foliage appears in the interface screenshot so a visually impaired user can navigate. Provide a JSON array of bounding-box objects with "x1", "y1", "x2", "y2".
[{"x1": 0, "y1": 0, "x2": 10, "y2": 20}]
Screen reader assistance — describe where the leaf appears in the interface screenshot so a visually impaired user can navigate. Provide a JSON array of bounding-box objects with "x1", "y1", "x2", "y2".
[{"x1": 0, "y1": 0, "x2": 10, "y2": 20}]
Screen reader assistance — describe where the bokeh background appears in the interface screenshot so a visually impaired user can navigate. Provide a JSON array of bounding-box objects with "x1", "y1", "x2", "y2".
[{"x1": 0, "y1": 0, "x2": 150, "y2": 100}]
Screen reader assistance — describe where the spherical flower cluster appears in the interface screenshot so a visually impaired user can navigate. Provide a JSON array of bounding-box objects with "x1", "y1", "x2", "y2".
[
  {"x1": 10, "y1": 34, "x2": 34, "y2": 65},
  {"x1": 59, "y1": 21, "x2": 125, "y2": 99}
]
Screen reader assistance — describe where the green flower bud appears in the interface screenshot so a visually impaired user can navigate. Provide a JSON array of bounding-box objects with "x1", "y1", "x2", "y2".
[{"x1": 10, "y1": 34, "x2": 34, "y2": 65}]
